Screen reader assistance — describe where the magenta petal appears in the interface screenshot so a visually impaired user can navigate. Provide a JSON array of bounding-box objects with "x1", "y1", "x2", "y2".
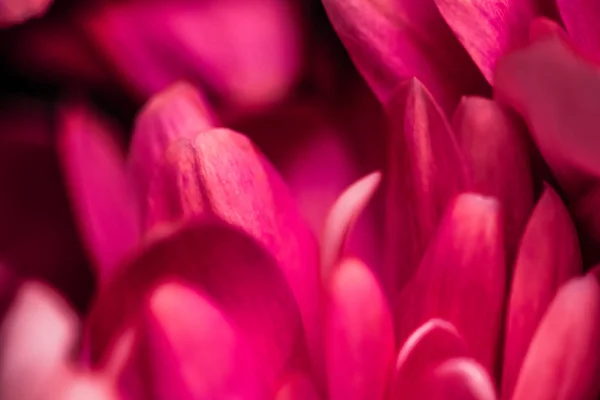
[
  {"x1": 87, "y1": 218, "x2": 304, "y2": 391},
  {"x1": 146, "y1": 128, "x2": 321, "y2": 381},
  {"x1": 0, "y1": 0, "x2": 51, "y2": 26},
  {"x1": 275, "y1": 374, "x2": 321, "y2": 400},
  {"x1": 325, "y1": 258, "x2": 394, "y2": 400},
  {"x1": 391, "y1": 319, "x2": 469, "y2": 398},
  {"x1": 128, "y1": 81, "x2": 217, "y2": 210},
  {"x1": 396, "y1": 193, "x2": 505, "y2": 373},
  {"x1": 502, "y1": 184, "x2": 582, "y2": 398},
  {"x1": 51, "y1": 373, "x2": 117, "y2": 400},
  {"x1": 557, "y1": 0, "x2": 600, "y2": 59},
  {"x1": 435, "y1": 0, "x2": 537, "y2": 82},
  {"x1": 384, "y1": 79, "x2": 471, "y2": 294},
  {"x1": 453, "y1": 97, "x2": 533, "y2": 265},
  {"x1": 321, "y1": 171, "x2": 381, "y2": 281},
  {"x1": 59, "y1": 104, "x2": 140, "y2": 282},
  {"x1": 512, "y1": 274, "x2": 600, "y2": 400}
]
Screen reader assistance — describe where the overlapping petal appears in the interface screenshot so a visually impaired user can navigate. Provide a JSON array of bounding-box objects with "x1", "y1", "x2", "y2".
[{"x1": 557, "y1": 0, "x2": 600, "y2": 59}]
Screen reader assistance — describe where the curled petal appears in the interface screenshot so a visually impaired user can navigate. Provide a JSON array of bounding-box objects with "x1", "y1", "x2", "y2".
[
  {"x1": 395, "y1": 193, "x2": 505, "y2": 373},
  {"x1": 384, "y1": 79, "x2": 471, "y2": 294},
  {"x1": 320, "y1": 171, "x2": 381, "y2": 281},
  {"x1": 391, "y1": 319, "x2": 468, "y2": 398},
  {"x1": 325, "y1": 258, "x2": 394, "y2": 400},
  {"x1": 512, "y1": 274, "x2": 600, "y2": 400},
  {"x1": 502, "y1": 184, "x2": 582, "y2": 398},
  {"x1": 557, "y1": 0, "x2": 600, "y2": 59},
  {"x1": 275, "y1": 374, "x2": 321, "y2": 400},
  {"x1": 87, "y1": 218, "x2": 304, "y2": 391},
  {"x1": 453, "y1": 97, "x2": 533, "y2": 265}
]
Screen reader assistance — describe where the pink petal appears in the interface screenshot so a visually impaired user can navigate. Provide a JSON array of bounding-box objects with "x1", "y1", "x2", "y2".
[
  {"x1": 87, "y1": 218, "x2": 304, "y2": 391},
  {"x1": 556, "y1": 0, "x2": 600, "y2": 59},
  {"x1": 453, "y1": 96, "x2": 533, "y2": 265},
  {"x1": 45, "y1": 371, "x2": 117, "y2": 400},
  {"x1": 59, "y1": 104, "x2": 140, "y2": 283},
  {"x1": 391, "y1": 319, "x2": 469, "y2": 398},
  {"x1": 0, "y1": 282, "x2": 78, "y2": 400},
  {"x1": 124, "y1": 281, "x2": 266, "y2": 400},
  {"x1": 320, "y1": 171, "x2": 381, "y2": 281},
  {"x1": 395, "y1": 193, "x2": 505, "y2": 374},
  {"x1": 528, "y1": 17, "x2": 569, "y2": 42},
  {"x1": 512, "y1": 274, "x2": 600, "y2": 400},
  {"x1": 0, "y1": 0, "x2": 51, "y2": 26},
  {"x1": 145, "y1": 128, "x2": 321, "y2": 382},
  {"x1": 325, "y1": 258, "x2": 394, "y2": 400},
  {"x1": 128, "y1": 82, "x2": 217, "y2": 211},
  {"x1": 494, "y1": 28, "x2": 600, "y2": 192},
  {"x1": 435, "y1": 0, "x2": 538, "y2": 82},
  {"x1": 275, "y1": 374, "x2": 321, "y2": 400},
  {"x1": 384, "y1": 79, "x2": 471, "y2": 295},
  {"x1": 502, "y1": 184, "x2": 582, "y2": 398},
  {"x1": 321, "y1": 0, "x2": 487, "y2": 112}
]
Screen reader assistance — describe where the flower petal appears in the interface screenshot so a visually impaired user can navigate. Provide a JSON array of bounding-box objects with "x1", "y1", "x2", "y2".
[
  {"x1": 384, "y1": 79, "x2": 471, "y2": 294},
  {"x1": 145, "y1": 128, "x2": 321, "y2": 381},
  {"x1": 512, "y1": 274, "x2": 600, "y2": 400},
  {"x1": 556, "y1": 0, "x2": 600, "y2": 59},
  {"x1": 0, "y1": 0, "x2": 51, "y2": 26},
  {"x1": 391, "y1": 319, "x2": 469, "y2": 398},
  {"x1": 453, "y1": 96, "x2": 533, "y2": 265},
  {"x1": 275, "y1": 374, "x2": 321, "y2": 400},
  {"x1": 59, "y1": 104, "x2": 140, "y2": 282},
  {"x1": 395, "y1": 193, "x2": 505, "y2": 373},
  {"x1": 321, "y1": 0, "x2": 487, "y2": 112},
  {"x1": 320, "y1": 171, "x2": 381, "y2": 281},
  {"x1": 325, "y1": 258, "x2": 394, "y2": 400},
  {"x1": 87, "y1": 218, "x2": 304, "y2": 391},
  {"x1": 435, "y1": 0, "x2": 538, "y2": 82},
  {"x1": 502, "y1": 184, "x2": 582, "y2": 398}
]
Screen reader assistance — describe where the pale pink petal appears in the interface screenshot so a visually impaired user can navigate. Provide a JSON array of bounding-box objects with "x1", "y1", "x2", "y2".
[
  {"x1": 87, "y1": 218, "x2": 304, "y2": 392},
  {"x1": 502, "y1": 184, "x2": 582, "y2": 398},
  {"x1": 0, "y1": 282, "x2": 78, "y2": 400},
  {"x1": 396, "y1": 193, "x2": 505, "y2": 373},
  {"x1": 325, "y1": 258, "x2": 394, "y2": 400},
  {"x1": 391, "y1": 319, "x2": 469, "y2": 398},
  {"x1": 45, "y1": 371, "x2": 117, "y2": 400},
  {"x1": 59, "y1": 104, "x2": 140, "y2": 282},
  {"x1": 275, "y1": 374, "x2": 321, "y2": 400},
  {"x1": 128, "y1": 81, "x2": 217, "y2": 211},
  {"x1": 435, "y1": 0, "x2": 538, "y2": 82},
  {"x1": 320, "y1": 171, "x2": 381, "y2": 281},
  {"x1": 512, "y1": 274, "x2": 600, "y2": 400},
  {"x1": 384, "y1": 79, "x2": 471, "y2": 295},
  {"x1": 0, "y1": 0, "x2": 51, "y2": 26},
  {"x1": 145, "y1": 128, "x2": 321, "y2": 382},
  {"x1": 321, "y1": 0, "x2": 487, "y2": 112},
  {"x1": 557, "y1": 0, "x2": 600, "y2": 59},
  {"x1": 453, "y1": 96, "x2": 533, "y2": 265}
]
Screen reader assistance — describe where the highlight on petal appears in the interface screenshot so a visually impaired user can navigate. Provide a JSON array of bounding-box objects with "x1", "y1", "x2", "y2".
[
  {"x1": 321, "y1": 0, "x2": 487, "y2": 112},
  {"x1": 145, "y1": 128, "x2": 321, "y2": 382},
  {"x1": 435, "y1": 0, "x2": 537, "y2": 82},
  {"x1": 320, "y1": 171, "x2": 381, "y2": 281},
  {"x1": 275, "y1": 374, "x2": 321, "y2": 400},
  {"x1": 395, "y1": 193, "x2": 505, "y2": 373},
  {"x1": 325, "y1": 258, "x2": 394, "y2": 400},
  {"x1": 391, "y1": 319, "x2": 469, "y2": 398},
  {"x1": 453, "y1": 96, "x2": 533, "y2": 264},
  {"x1": 502, "y1": 184, "x2": 582, "y2": 398},
  {"x1": 128, "y1": 81, "x2": 217, "y2": 210},
  {"x1": 384, "y1": 79, "x2": 471, "y2": 295},
  {"x1": 0, "y1": 0, "x2": 52, "y2": 26},
  {"x1": 58, "y1": 104, "x2": 140, "y2": 282},
  {"x1": 87, "y1": 218, "x2": 304, "y2": 391},
  {"x1": 557, "y1": 0, "x2": 600, "y2": 59},
  {"x1": 0, "y1": 282, "x2": 79, "y2": 400},
  {"x1": 512, "y1": 274, "x2": 600, "y2": 400},
  {"x1": 47, "y1": 371, "x2": 117, "y2": 400}
]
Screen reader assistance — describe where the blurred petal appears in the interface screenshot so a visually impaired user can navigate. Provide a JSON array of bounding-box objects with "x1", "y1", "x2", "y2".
[
  {"x1": 435, "y1": 0, "x2": 538, "y2": 82},
  {"x1": 384, "y1": 79, "x2": 471, "y2": 294},
  {"x1": 502, "y1": 184, "x2": 582, "y2": 398},
  {"x1": 557, "y1": 0, "x2": 600, "y2": 59},
  {"x1": 59, "y1": 104, "x2": 140, "y2": 282},
  {"x1": 325, "y1": 258, "x2": 394, "y2": 400},
  {"x1": 321, "y1": 171, "x2": 381, "y2": 281},
  {"x1": 128, "y1": 82, "x2": 217, "y2": 210},
  {"x1": 275, "y1": 374, "x2": 321, "y2": 400},
  {"x1": 46, "y1": 371, "x2": 117, "y2": 400},
  {"x1": 453, "y1": 97, "x2": 533, "y2": 264},
  {"x1": 512, "y1": 274, "x2": 600, "y2": 400},
  {"x1": 528, "y1": 17, "x2": 568, "y2": 42},
  {"x1": 146, "y1": 128, "x2": 321, "y2": 380},
  {"x1": 0, "y1": 282, "x2": 78, "y2": 400},
  {"x1": 321, "y1": 0, "x2": 487, "y2": 112},
  {"x1": 87, "y1": 218, "x2": 304, "y2": 391},
  {"x1": 391, "y1": 319, "x2": 469, "y2": 398},
  {"x1": 396, "y1": 193, "x2": 505, "y2": 373},
  {"x1": 0, "y1": 0, "x2": 51, "y2": 26}
]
